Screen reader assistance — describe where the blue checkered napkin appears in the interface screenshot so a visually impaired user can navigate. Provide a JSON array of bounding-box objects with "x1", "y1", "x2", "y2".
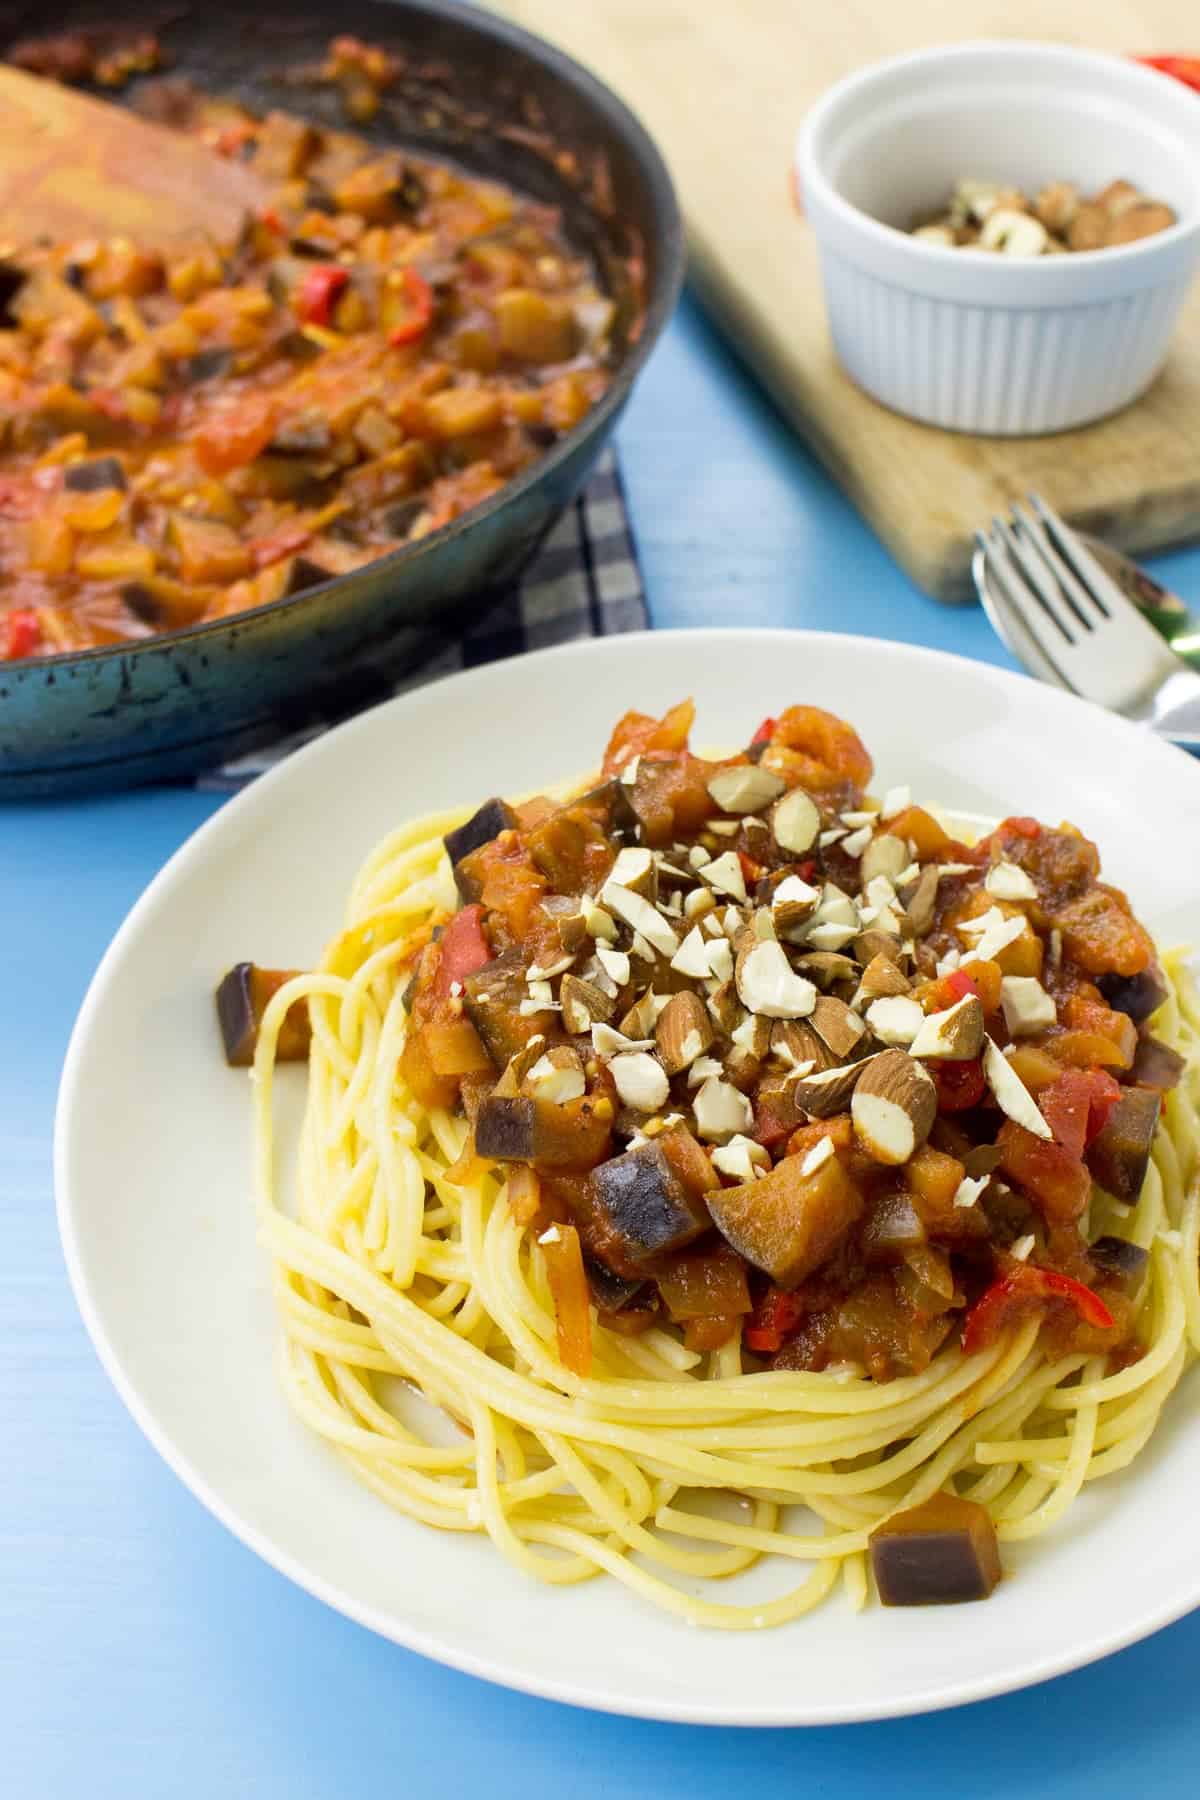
[{"x1": 195, "y1": 447, "x2": 646, "y2": 793}]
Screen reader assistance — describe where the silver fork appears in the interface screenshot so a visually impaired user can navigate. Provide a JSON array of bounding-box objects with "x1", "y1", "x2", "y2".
[{"x1": 974, "y1": 495, "x2": 1200, "y2": 751}]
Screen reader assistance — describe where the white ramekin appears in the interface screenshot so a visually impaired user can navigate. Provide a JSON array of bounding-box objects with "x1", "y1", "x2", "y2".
[{"x1": 796, "y1": 42, "x2": 1200, "y2": 435}]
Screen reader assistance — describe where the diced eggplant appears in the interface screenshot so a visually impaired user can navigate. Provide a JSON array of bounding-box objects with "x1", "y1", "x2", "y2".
[
  {"x1": 1085, "y1": 1086, "x2": 1161, "y2": 1203},
  {"x1": 584, "y1": 1255, "x2": 650, "y2": 1313},
  {"x1": 444, "y1": 797, "x2": 518, "y2": 897},
  {"x1": 382, "y1": 498, "x2": 427, "y2": 539},
  {"x1": 474, "y1": 1092, "x2": 610, "y2": 1169},
  {"x1": 576, "y1": 776, "x2": 640, "y2": 843},
  {"x1": 0, "y1": 260, "x2": 26, "y2": 328},
  {"x1": 589, "y1": 1142, "x2": 712, "y2": 1263},
  {"x1": 1089, "y1": 1235, "x2": 1150, "y2": 1293},
  {"x1": 861, "y1": 1190, "x2": 926, "y2": 1264},
  {"x1": 475, "y1": 1096, "x2": 538, "y2": 1160},
  {"x1": 463, "y1": 949, "x2": 551, "y2": 1067},
  {"x1": 216, "y1": 962, "x2": 310, "y2": 1066},
  {"x1": 706, "y1": 1151, "x2": 864, "y2": 1288},
  {"x1": 1128, "y1": 1034, "x2": 1185, "y2": 1093},
  {"x1": 1097, "y1": 967, "x2": 1168, "y2": 1026},
  {"x1": 285, "y1": 556, "x2": 335, "y2": 596},
  {"x1": 180, "y1": 347, "x2": 234, "y2": 384},
  {"x1": 63, "y1": 454, "x2": 127, "y2": 493},
  {"x1": 870, "y1": 1494, "x2": 1002, "y2": 1606},
  {"x1": 275, "y1": 329, "x2": 322, "y2": 362}
]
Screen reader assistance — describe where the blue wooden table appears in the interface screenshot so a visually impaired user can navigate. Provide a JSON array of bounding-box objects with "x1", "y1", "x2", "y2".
[{"x1": 6, "y1": 295, "x2": 1200, "y2": 1799}]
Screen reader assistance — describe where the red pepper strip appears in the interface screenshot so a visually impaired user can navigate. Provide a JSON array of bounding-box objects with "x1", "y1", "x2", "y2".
[
  {"x1": 962, "y1": 1262, "x2": 1114, "y2": 1356},
  {"x1": 1135, "y1": 54, "x2": 1200, "y2": 92},
  {"x1": 745, "y1": 1288, "x2": 803, "y2": 1353},
  {"x1": 388, "y1": 267, "x2": 435, "y2": 346},
  {"x1": 750, "y1": 715, "x2": 777, "y2": 747},
  {"x1": 295, "y1": 264, "x2": 350, "y2": 328},
  {"x1": 4, "y1": 606, "x2": 41, "y2": 660},
  {"x1": 432, "y1": 904, "x2": 491, "y2": 1001},
  {"x1": 944, "y1": 968, "x2": 981, "y2": 1004},
  {"x1": 932, "y1": 1055, "x2": 986, "y2": 1113}
]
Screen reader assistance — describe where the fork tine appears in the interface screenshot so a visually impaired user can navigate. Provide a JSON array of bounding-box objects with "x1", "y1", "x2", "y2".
[
  {"x1": 1029, "y1": 494, "x2": 1176, "y2": 656},
  {"x1": 980, "y1": 527, "x2": 1080, "y2": 693},
  {"x1": 1010, "y1": 502, "x2": 1096, "y2": 633},
  {"x1": 992, "y1": 514, "x2": 1079, "y2": 643}
]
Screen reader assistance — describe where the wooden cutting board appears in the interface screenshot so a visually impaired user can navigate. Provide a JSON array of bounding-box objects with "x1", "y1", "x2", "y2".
[{"x1": 497, "y1": 0, "x2": 1200, "y2": 600}]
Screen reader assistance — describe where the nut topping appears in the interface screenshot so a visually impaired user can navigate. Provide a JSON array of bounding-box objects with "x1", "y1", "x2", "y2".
[
  {"x1": 851, "y1": 1050, "x2": 937, "y2": 1166},
  {"x1": 810, "y1": 995, "x2": 867, "y2": 1059},
  {"x1": 693, "y1": 1075, "x2": 755, "y2": 1143},
  {"x1": 792, "y1": 1057, "x2": 877, "y2": 1116},
  {"x1": 735, "y1": 940, "x2": 818, "y2": 1021},
  {"x1": 865, "y1": 995, "x2": 925, "y2": 1047},
  {"x1": 771, "y1": 787, "x2": 821, "y2": 856},
  {"x1": 559, "y1": 973, "x2": 616, "y2": 1035},
  {"x1": 902, "y1": 864, "x2": 940, "y2": 938},
  {"x1": 985, "y1": 860, "x2": 1038, "y2": 903},
  {"x1": 524, "y1": 1046, "x2": 586, "y2": 1103},
  {"x1": 706, "y1": 764, "x2": 786, "y2": 815},
  {"x1": 982, "y1": 1038, "x2": 1053, "y2": 1139},
  {"x1": 610, "y1": 1051, "x2": 670, "y2": 1114},
  {"x1": 857, "y1": 953, "x2": 911, "y2": 1001},
  {"x1": 656, "y1": 990, "x2": 715, "y2": 1075},
  {"x1": 1000, "y1": 976, "x2": 1057, "y2": 1038},
  {"x1": 909, "y1": 993, "x2": 985, "y2": 1061},
  {"x1": 670, "y1": 925, "x2": 711, "y2": 979},
  {"x1": 859, "y1": 833, "x2": 909, "y2": 887},
  {"x1": 608, "y1": 845, "x2": 658, "y2": 900},
  {"x1": 601, "y1": 882, "x2": 679, "y2": 956}
]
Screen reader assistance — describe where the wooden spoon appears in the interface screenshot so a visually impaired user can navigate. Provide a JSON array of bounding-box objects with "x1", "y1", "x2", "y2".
[{"x1": 0, "y1": 64, "x2": 264, "y2": 249}]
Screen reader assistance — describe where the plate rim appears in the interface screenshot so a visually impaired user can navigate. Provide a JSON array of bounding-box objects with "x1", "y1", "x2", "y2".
[{"x1": 54, "y1": 625, "x2": 1200, "y2": 1726}]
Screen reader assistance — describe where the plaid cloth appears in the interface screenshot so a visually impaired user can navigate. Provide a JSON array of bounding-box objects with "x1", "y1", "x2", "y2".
[{"x1": 194, "y1": 447, "x2": 646, "y2": 793}]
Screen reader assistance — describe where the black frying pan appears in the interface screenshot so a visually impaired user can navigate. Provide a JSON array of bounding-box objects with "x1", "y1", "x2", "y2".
[{"x1": 0, "y1": 0, "x2": 684, "y2": 793}]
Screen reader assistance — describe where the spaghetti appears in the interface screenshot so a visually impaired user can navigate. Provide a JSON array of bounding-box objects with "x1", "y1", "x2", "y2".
[{"x1": 249, "y1": 779, "x2": 1200, "y2": 1628}]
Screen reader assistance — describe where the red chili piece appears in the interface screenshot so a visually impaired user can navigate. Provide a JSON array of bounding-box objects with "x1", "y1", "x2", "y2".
[
  {"x1": 962, "y1": 1262, "x2": 1114, "y2": 1356},
  {"x1": 388, "y1": 267, "x2": 435, "y2": 346},
  {"x1": 295, "y1": 264, "x2": 350, "y2": 328},
  {"x1": 944, "y1": 969, "x2": 982, "y2": 1004},
  {"x1": 4, "y1": 606, "x2": 41, "y2": 660},
  {"x1": 744, "y1": 1288, "x2": 803, "y2": 1353},
  {"x1": 749, "y1": 716, "x2": 777, "y2": 747}
]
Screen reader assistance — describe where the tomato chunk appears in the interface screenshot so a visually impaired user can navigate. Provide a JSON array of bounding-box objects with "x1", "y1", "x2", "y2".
[
  {"x1": 932, "y1": 1057, "x2": 986, "y2": 1113},
  {"x1": 432, "y1": 904, "x2": 492, "y2": 1000},
  {"x1": 997, "y1": 1119, "x2": 1092, "y2": 1222}
]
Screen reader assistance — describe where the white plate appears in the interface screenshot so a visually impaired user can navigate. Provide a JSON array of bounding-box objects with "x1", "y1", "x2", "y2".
[{"x1": 56, "y1": 629, "x2": 1200, "y2": 1726}]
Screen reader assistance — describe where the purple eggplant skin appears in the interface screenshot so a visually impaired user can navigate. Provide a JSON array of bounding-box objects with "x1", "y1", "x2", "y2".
[
  {"x1": 1128, "y1": 1035, "x2": 1186, "y2": 1093},
  {"x1": 475, "y1": 1096, "x2": 539, "y2": 1162},
  {"x1": 63, "y1": 454, "x2": 127, "y2": 492},
  {"x1": 1085, "y1": 1086, "x2": 1161, "y2": 1204},
  {"x1": 217, "y1": 963, "x2": 260, "y2": 1065},
  {"x1": 584, "y1": 1256, "x2": 650, "y2": 1312},
  {"x1": 1097, "y1": 967, "x2": 1168, "y2": 1026},
  {"x1": 443, "y1": 798, "x2": 518, "y2": 892},
  {"x1": 1088, "y1": 1236, "x2": 1150, "y2": 1294},
  {"x1": 589, "y1": 1142, "x2": 711, "y2": 1263},
  {"x1": 869, "y1": 1495, "x2": 1002, "y2": 1607},
  {"x1": 463, "y1": 950, "x2": 552, "y2": 1068}
]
